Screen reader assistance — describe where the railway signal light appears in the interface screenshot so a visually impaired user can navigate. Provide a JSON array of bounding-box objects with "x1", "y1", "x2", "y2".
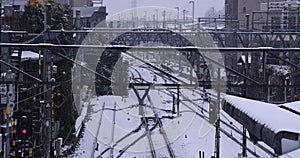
[
  {"x1": 21, "y1": 129, "x2": 27, "y2": 135},
  {"x1": 17, "y1": 114, "x2": 31, "y2": 140},
  {"x1": 19, "y1": 116, "x2": 29, "y2": 138},
  {"x1": 209, "y1": 100, "x2": 218, "y2": 124}
]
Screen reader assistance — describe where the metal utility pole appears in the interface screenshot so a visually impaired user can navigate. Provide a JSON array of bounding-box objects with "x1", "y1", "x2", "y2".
[
  {"x1": 5, "y1": 70, "x2": 14, "y2": 158},
  {"x1": 262, "y1": 51, "x2": 267, "y2": 101},
  {"x1": 90, "y1": 103, "x2": 105, "y2": 158},
  {"x1": 109, "y1": 103, "x2": 117, "y2": 158},
  {"x1": 155, "y1": 9, "x2": 158, "y2": 28},
  {"x1": 183, "y1": 9, "x2": 186, "y2": 26},
  {"x1": 242, "y1": 127, "x2": 247, "y2": 157},
  {"x1": 6, "y1": 97, "x2": 10, "y2": 158},
  {"x1": 152, "y1": 14, "x2": 155, "y2": 28},
  {"x1": 131, "y1": 0, "x2": 137, "y2": 27},
  {"x1": 214, "y1": 68, "x2": 221, "y2": 158},
  {"x1": 144, "y1": 11, "x2": 147, "y2": 28},
  {"x1": 42, "y1": 48, "x2": 52, "y2": 158},
  {"x1": 242, "y1": 55, "x2": 248, "y2": 157},
  {"x1": 0, "y1": 0, "x2": 2, "y2": 73},
  {"x1": 189, "y1": 1, "x2": 195, "y2": 29},
  {"x1": 162, "y1": 10, "x2": 166, "y2": 28},
  {"x1": 42, "y1": 3, "x2": 53, "y2": 157},
  {"x1": 245, "y1": 14, "x2": 249, "y2": 30},
  {"x1": 131, "y1": 84, "x2": 151, "y2": 115},
  {"x1": 266, "y1": 0, "x2": 270, "y2": 31},
  {"x1": 50, "y1": 56, "x2": 55, "y2": 158},
  {"x1": 175, "y1": 7, "x2": 179, "y2": 29},
  {"x1": 297, "y1": 2, "x2": 300, "y2": 32},
  {"x1": 177, "y1": 85, "x2": 180, "y2": 117}
]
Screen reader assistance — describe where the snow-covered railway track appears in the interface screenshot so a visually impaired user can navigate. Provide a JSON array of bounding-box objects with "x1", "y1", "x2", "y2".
[
  {"x1": 122, "y1": 64, "x2": 177, "y2": 158},
  {"x1": 129, "y1": 61, "x2": 275, "y2": 157},
  {"x1": 116, "y1": 122, "x2": 158, "y2": 158},
  {"x1": 142, "y1": 116, "x2": 157, "y2": 158},
  {"x1": 146, "y1": 94, "x2": 176, "y2": 158},
  {"x1": 163, "y1": 88, "x2": 275, "y2": 157}
]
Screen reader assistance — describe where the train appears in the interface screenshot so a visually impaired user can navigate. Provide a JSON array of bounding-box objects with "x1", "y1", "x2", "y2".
[{"x1": 223, "y1": 95, "x2": 300, "y2": 155}]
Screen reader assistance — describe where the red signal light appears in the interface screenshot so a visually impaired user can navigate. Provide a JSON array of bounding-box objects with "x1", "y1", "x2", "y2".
[
  {"x1": 21, "y1": 129, "x2": 27, "y2": 134},
  {"x1": 209, "y1": 107, "x2": 214, "y2": 112}
]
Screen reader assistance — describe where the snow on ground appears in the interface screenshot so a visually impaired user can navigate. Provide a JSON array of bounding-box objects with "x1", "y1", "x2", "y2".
[
  {"x1": 280, "y1": 148, "x2": 300, "y2": 157},
  {"x1": 68, "y1": 95, "x2": 99, "y2": 158},
  {"x1": 69, "y1": 128, "x2": 96, "y2": 158},
  {"x1": 71, "y1": 94, "x2": 274, "y2": 157},
  {"x1": 69, "y1": 53, "x2": 300, "y2": 158}
]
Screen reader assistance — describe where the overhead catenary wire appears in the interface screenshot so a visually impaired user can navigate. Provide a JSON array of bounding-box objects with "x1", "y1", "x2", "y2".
[
  {"x1": 0, "y1": 60, "x2": 43, "y2": 83},
  {"x1": 162, "y1": 88, "x2": 275, "y2": 157},
  {"x1": 131, "y1": 55, "x2": 273, "y2": 157},
  {"x1": 147, "y1": 94, "x2": 176, "y2": 158},
  {"x1": 5, "y1": 38, "x2": 288, "y2": 157},
  {"x1": 91, "y1": 54, "x2": 276, "y2": 157}
]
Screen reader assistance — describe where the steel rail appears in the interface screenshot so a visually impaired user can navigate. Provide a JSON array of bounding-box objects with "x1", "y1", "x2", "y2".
[
  {"x1": 163, "y1": 89, "x2": 274, "y2": 157},
  {"x1": 147, "y1": 94, "x2": 176, "y2": 158},
  {"x1": 90, "y1": 103, "x2": 105, "y2": 158},
  {"x1": 123, "y1": 51, "x2": 188, "y2": 84},
  {"x1": 97, "y1": 123, "x2": 143, "y2": 157},
  {"x1": 142, "y1": 62, "x2": 272, "y2": 157},
  {"x1": 142, "y1": 116, "x2": 157, "y2": 158},
  {"x1": 116, "y1": 123, "x2": 158, "y2": 158},
  {"x1": 221, "y1": 119, "x2": 277, "y2": 157}
]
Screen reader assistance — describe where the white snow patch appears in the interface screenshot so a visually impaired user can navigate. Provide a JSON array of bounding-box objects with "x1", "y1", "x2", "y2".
[
  {"x1": 282, "y1": 101, "x2": 300, "y2": 112},
  {"x1": 224, "y1": 95, "x2": 300, "y2": 133}
]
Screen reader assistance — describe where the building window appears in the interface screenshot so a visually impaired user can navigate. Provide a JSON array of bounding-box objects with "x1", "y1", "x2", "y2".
[
  {"x1": 243, "y1": 7, "x2": 246, "y2": 13},
  {"x1": 288, "y1": 16, "x2": 296, "y2": 30},
  {"x1": 271, "y1": 17, "x2": 281, "y2": 30}
]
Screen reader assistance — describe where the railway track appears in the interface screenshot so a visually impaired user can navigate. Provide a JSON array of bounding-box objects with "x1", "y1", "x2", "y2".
[
  {"x1": 142, "y1": 115, "x2": 157, "y2": 158},
  {"x1": 97, "y1": 63, "x2": 174, "y2": 158},
  {"x1": 133, "y1": 60, "x2": 274, "y2": 157},
  {"x1": 147, "y1": 95, "x2": 176, "y2": 158},
  {"x1": 90, "y1": 53, "x2": 276, "y2": 157},
  {"x1": 90, "y1": 103, "x2": 105, "y2": 158},
  {"x1": 116, "y1": 68, "x2": 176, "y2": 158},
  {"x1": 179, "y1": 90, "x2": 276, "y2": 157}
]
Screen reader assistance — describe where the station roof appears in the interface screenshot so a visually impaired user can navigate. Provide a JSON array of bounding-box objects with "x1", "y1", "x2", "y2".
[
  {"x1": 224, "y1": 95, "x2": 300, "y2": 133},
  {"x1": 21, "y1": 51, "x2": 41, "y2": 60},
  {"x1": 282, "y1": 101, "x2": 300, "y2": 114}
]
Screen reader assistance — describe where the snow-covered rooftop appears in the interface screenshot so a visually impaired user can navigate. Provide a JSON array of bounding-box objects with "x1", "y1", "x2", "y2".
[
  {"x1": 282, "y1": 101, "x2": 300, "y2": 113},
  {"x1": 224, "y1": 95, "x2": 300, "y2": 133},
  {"x1": 21, "y1": 51, "x2": 41, "y2": 59}
]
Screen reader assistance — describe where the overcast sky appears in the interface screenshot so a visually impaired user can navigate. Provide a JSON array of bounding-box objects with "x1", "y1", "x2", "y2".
[{"x1": 103, "y1": 0, "x2": 224, "y2": 18}]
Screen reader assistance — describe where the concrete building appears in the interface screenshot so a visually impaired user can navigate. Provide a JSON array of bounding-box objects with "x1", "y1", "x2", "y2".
[
  {"x1": 225, "y1": 0, "x2": 300, "y2": 30},
  {"x1": 73, "y1": 6, "x2": 107, "y2": 28},
  {"x1": 259, "y1": 0, "x2": 300, "y2": 31},
  {"x1": 70, "y1": 0, "x2": 93, "y2": 7},
  {"x1": 225, "y1": 0, "x2": 239, "y2": 29},
  {"x1": 92, "y1": 0, "x2": 103, "y2": 7},
  {"x1": 224, "y1": 0, "x2": 300, "y2": 103}
]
